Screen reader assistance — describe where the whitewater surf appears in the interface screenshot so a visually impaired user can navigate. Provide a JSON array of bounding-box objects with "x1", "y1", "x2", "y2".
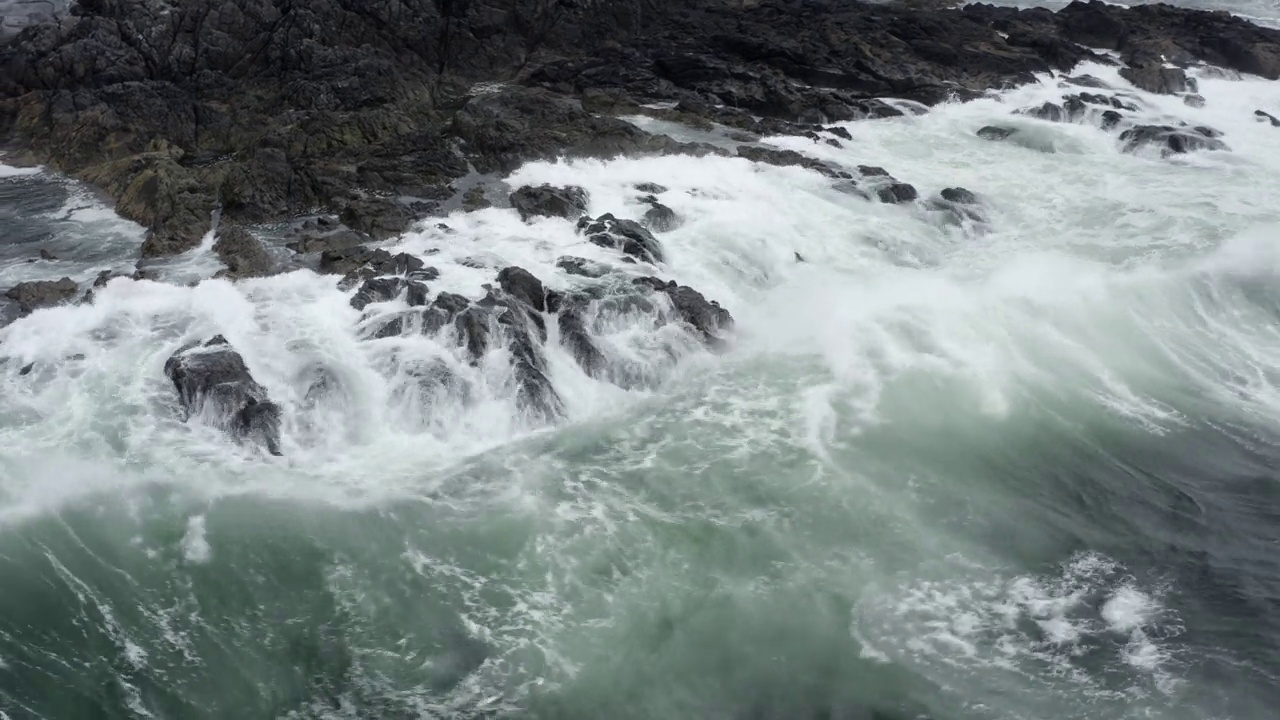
[{"x1": 4, "y1": 20, "x2": 1280, "y2": 720}]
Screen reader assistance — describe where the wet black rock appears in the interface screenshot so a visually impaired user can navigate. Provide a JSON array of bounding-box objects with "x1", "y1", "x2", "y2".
[
  {"x1": 1183, "y1": 94, "x2": 1206, "y2": 108},
  {"x1": 977, "y1": 126, "x2": 1019, "y2": 141},
  {"x1": 1256, "y1": 110, "x2": 1280, "y2": 127},
  {"x1": 163, "y1": 336, "x2": 281, "y2": 456},
  {"x1": 826, "y1": 126, "x2": 854, "y2": 141},
  {"x1": 577, "y1": 214, "x2": 664, "y2": 264},
  {"x1": 1101, "y1": 110, "x2": 1124, "y2": 130},
  {"x1": 39, "y1": 249, "x2": 57, "y2": 261},
  {"x1": 634, "y1": 277, "x2": 734, "y2": 343},
  {"x1": 4, "y1": 277, "x2": 78, "y2": 315},
  {"x1": 350, "y1": 277, "x2": 429, "y2": 311},
  {"x1": 558, "y1": 307, "x2": 606, "y2": 378},
  {"x1": 509, "y1": 185, "x2": 589, "y2": 222},
  {"x1": 634, "y1": 182, "x2": 668, "y2": 194},
  {"x1": 213, "y1": 227, "x2": 274, "y2": 280},
  {"x1": 1119, "y1": 125, "x2": 1229, "y2": 155},
  {"x1": 877, "y1": 183, "x2": 920, "y2": 204},
  {"x1": 941, "y1": 187, "x2": 979, "y2": 204},
  {"x1": 498, "y1": 266, "x2": 550, "y2": 313},
  {"x1": 859, "y1": 166, "x2": 891, "y2": 178}
]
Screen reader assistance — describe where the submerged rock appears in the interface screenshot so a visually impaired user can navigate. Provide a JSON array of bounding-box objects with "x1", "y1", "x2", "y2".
[
  {"x1": 4, "y1": 277, "x2": 78, "y2": 315},
  {"x1": 1119, "y1": 125, "x2": 1229, "y2": 155},
  {"x1": 977, "y1": 126, "x2": 1019, "y2": 141},
  {"x1": 639, "y1": 196, "x2": 681, "y2": 233},
  {"x1": 556, "y1": 256, "x2": 612, "y2": 278},
  {"x1": 163, "y1": 336, "x2": 282, "y2": 456},
  {"x1": 509, "y1": 185, "x2": 589, "y2": 222}
]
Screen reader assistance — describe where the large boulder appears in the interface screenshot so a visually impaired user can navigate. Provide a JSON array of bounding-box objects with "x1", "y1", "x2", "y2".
[
  {"x1": 163, "y1": 336, "x2": 282, "y2": 456},
  {"x1": 1119, "y1": 65, "x2": 1188, "y2": 94},
  {"x1": 4, "y1": 277, "x2": 79, "y2": 315},
  {"x1": 508, "y1": 185, "x2": 589, "y2": 222}
]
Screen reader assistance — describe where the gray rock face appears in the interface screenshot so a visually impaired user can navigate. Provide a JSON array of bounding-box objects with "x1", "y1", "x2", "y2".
[
  {"x1": 213, "y1": 226, "x2": 274, "y2": 280},
  {"x1": 508, "y1": 185, "x2": 588, "y2": 222},
  {"x1": 4, "y1": 276, "x2": 77, "y2": 314},
  {"x1": 163, "y1": 336, "x2": 282, "y2": 456},
  {"x1": 1119, "y1": 65, "x2": 1188, "y2": 94}
]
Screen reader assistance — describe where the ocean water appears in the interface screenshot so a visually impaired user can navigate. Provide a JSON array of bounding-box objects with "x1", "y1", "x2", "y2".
[{"x1": 4, "y1": 42, "x2": 1280, "y2": 720}]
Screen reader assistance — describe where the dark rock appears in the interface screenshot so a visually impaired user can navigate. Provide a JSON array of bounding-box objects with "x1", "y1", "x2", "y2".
[
  {"x1": 877, "y1": 183, "x2": 919, "y2": 204},
  {"x1": 1119, "y1": 65, "x2": 1188, "y2": 94},
  {"x1": 736, "y1": 146, "x2": 845, "y2": 178},
  {"x1": 577, "y1": 214, "x2": 665, "y2": 264},
  {"x1": 19, "y1": 363, "x2": 35, "y2": 377},
  {"x1": 286, "y1": 229, "x2": 369, "y2": 255},
  {"x1": 39, "y1": 249, "x2": 57, "y2": 261},
  {"x1": 858, "y1": 166, "x2": 891, "y2": 177},
  {"x1": 941, "y1": 187, "x2": 979, "y2": 204},
  {"x1": 795, "y1": 251, "x2": 806, "y2": 262},
  {"x1": 339, "y1": 197, "x2": 418, "y2": 241},
  {"x1": 319, "y1": 247, "x2": 424, "y2": 279},
  {"x1": 557, "y1": 256, "x2": 611, "y2": 278},
  {"x1": 351, "y1": 277, "x2": 408, "y2": 311},
  {"x1": 978, "y1": 126, "x2": 1019, "y2": 141},
  {"x1": 559, "y1": 307, "x2": 606, "y2": 377},
  {"x1": 642, "y1": 202, "x2": 680, "y2": 233},
  {"x1": 405, "y1": 281, "x2": 431, "y2": 307},
  {"x1": 4, "y1": 277, "x2": 78, "y2": 315},
  {"x1": 163, "y1": 336, "x2": 281, "y2": 456},
  {"x1": 633, "y1": 278, "x2": 734, "y2": 344},
  {"x1": 826, "y1": 126, "x2": 854, "y2": 141},
  {"x1": 1256, "y1": 110, "x2": 1280, "y2": 127},
  {"x1": 825, "y1": 138, "x2": 844, "y2": 148},
  {"x1": 1101, "y1": 110, "x2": 1124, "y2": 130},
  {"x1": 213, "y1": 227, "x2": 273, "y2": 280},
  {"x1": 498, "y1": 266, "x2": 549, "y2": 313},
  {"x1": 509, "y1": 185, "x2": 589, "y2": 222},
  {"x1": 1119, "y1": 125, "x2": 1229, "y2": 155},
  {"x1": 635, "y1": 182, "x2": 669, "y2": 194}
]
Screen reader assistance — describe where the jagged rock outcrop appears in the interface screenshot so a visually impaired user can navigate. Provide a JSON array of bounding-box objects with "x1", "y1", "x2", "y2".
[{"x1": 163, "y1": 335, "x2": 282, "y2": 455}]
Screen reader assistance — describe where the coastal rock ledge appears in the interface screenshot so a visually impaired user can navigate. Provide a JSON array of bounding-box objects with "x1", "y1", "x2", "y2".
[{"x1": 2, "y1": 0, "x2": 1279, "y2": 258}]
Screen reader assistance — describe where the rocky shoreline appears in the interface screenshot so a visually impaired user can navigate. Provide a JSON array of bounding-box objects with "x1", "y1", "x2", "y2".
[
  {"x1": 4, "y1": 0, "x2": 1280, "y2": 452},
  {"x1": 2, "y1": 1, "x2": 1278, "y2": 265}
]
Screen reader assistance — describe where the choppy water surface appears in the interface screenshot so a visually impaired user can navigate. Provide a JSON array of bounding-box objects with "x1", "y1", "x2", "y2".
[{"x1": 3, "y1": 58, "x2": 1280, "y2": 719}]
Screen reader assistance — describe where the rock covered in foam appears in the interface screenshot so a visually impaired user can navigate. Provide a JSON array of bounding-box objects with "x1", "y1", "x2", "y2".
[
  {"x1": 163, "y1": 336, "x2": 282, "y2": 456},
  {"x1": 577, "y1": 214, "x2": 665, "y2": 264}
]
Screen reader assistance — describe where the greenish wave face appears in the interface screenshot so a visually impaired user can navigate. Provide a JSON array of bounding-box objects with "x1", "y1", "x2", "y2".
[{"x1": 5, "y1": 61, "x2": 1280, "y2": 719}]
